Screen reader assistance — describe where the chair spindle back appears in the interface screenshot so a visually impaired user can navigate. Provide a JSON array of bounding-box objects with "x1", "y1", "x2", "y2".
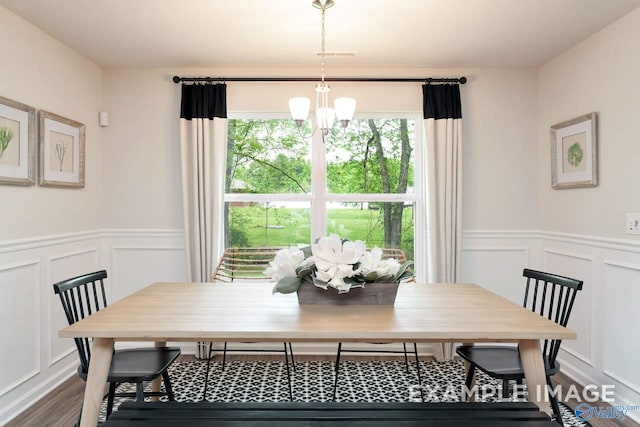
[
  {"x1": 522, "y1": 268, "x2": 583, "y2": 369},
  {"x1": 53, "y1": 270, "x2": 109, "y2": 374}
]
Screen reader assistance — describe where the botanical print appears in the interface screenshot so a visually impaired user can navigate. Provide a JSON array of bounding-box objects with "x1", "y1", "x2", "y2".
[
  {"x1": 562, "y1": 131, "x2": 587, "y2": 173},
  {"x1": 0, "y1": 116, "x2": 20, "y2": 166},
  {"x1": 48, "y1": 130, "x2": 74, "y2": 173}
]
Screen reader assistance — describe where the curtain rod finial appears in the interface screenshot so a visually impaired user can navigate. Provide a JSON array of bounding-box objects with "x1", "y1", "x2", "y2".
[
  {"x1": 459, "y1": 77, "x2": 467, "y2": 84},
  {"x1": 173, "y1": 76, "x2": 181, "y2": 83}
]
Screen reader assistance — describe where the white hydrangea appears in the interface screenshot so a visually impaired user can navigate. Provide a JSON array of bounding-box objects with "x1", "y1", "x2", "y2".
[
  {"x1": 264, "y1": 247, "x2": 305, "y2": 281},
  {"x1": 359, "y1": 246, "x2": 401, "y2": 278},
  {"x1": 312, "y1": 234, "x2": 366, "y2": 292}
]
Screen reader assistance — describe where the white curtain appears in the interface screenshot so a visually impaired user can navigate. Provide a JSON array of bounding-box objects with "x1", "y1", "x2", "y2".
[
  {"x1": 179, "y1": 83, "x2": 227, "y2": 359},
  {"x1": 180, "y1": 117, "x2": 227, "y2": 283},
  {"x1": 422, "y1": 84, "x2": 463, "y2": 361}
]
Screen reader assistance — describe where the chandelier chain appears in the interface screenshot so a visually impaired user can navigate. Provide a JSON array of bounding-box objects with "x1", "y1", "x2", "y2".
[{"x1": 320, "y1": 5, "x2": 326, "y2": 83}]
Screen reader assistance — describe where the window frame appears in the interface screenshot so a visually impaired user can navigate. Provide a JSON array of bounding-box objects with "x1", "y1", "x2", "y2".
[{"x1": 224, "y1": 111, "x2": 426, "y2": 278}]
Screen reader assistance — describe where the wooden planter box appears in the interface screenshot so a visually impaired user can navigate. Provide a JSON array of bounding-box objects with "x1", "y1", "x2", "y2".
[{"x1": 296, "y1": 282, "x2": 399, "y2": 305}]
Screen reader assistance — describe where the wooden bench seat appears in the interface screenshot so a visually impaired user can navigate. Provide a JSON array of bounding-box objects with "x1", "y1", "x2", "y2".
[{"x1": 101, "y1": 401, "x2": 558, "y2": 426}]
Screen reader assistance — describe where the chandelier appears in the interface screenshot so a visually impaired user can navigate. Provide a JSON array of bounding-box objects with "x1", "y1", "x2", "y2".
[{"x1": 288, "y1": 0, "x2": 356, "y2": 138}]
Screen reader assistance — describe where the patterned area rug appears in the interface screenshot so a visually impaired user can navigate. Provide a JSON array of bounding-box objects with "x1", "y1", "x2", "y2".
[{"x1": 100, "y1": 358, "x2": 590, "y2": 426}]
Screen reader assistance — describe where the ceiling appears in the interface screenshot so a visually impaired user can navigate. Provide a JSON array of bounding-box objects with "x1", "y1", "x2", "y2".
[{"x1": 1, "y1": 0, "x2": 639, "y2": 69}]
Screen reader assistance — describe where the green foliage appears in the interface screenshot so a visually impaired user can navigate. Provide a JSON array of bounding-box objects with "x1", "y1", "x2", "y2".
[
  {"x1": 227, "y1": 205, "x2": 414, "y2": 260},
  {"x1": 225, "y1": 117, "x2": 416, "y2": 256},
  {"x1": 271, "y1": 276, "x2": 302, "y2": 295},
  {"x1": 227, "y1": 119, "x2": 311, "y2": 194},
  {"x1": 244, "y1": 154, "x2": 311, "y2": 193},
  {"x1": 228, "y1": 227, "x2": 249, "y2": 247},
  {"x1": 567, "y1": 142, "x2": 584, "y2": 167},
  {"x1": 325, "y1": 119, "x2": 414, "y2": 194},
  {"x1": 0, "y1": 126, "x2": 14, "y2": 158}
]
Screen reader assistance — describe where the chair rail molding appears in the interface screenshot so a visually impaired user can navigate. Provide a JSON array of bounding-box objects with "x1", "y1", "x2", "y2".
[
  {"x1": 101, "y1": 228, "x2": 184, "y2": 239},
  {"x1": 0, "y1": 230, "x2": 102, "y2": 254},
  {"x1": 540, "y1": 230, "x2": 640, "y2": 253}
]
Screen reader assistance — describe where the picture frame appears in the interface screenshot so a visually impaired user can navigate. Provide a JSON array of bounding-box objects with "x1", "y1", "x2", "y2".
[
  {"x1": 39, "y1": 110, "x2": 85, "y2": 188},
  {"x1": 0, "y1": 95, "x2": 36, "y2": 185},
  {"x1": 550, "y1": 112, "x2": 597, "y2": 189}
]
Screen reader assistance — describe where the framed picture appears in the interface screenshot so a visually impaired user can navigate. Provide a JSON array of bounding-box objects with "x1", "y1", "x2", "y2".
[
  {"x1": 0, "y1": 95, "x2": 36, "y2": 185},
  {"x1": 551, "y1": 112, "x2": 597, "y2": 189},
  {"x1": 39, "y1": 110, "x2": 85, "y2": 188}
]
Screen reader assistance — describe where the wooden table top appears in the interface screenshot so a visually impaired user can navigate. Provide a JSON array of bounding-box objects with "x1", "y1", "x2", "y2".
[{"x1": 59, "y1": 282, "x2": 576, "y2": 343}]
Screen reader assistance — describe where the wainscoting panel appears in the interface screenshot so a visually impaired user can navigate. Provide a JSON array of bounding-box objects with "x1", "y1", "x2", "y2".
[
  {"x1": 460, "y1": 246, "x2": 530, "y2": 304},
  {"x1": 542, "y1": 248, "x2": 593, "y2": 367},
  {"x1": 0, "y1": 260, "x2": 40, "y2": 398},
  {"x1": 602, "y1": 260, "x2": 640, "y2": 394},
  {"x1": 0, "y1": 230, "x2": 187, "y2": 424},
  {"x1": 110, "y1": 246, "x2": 187, "y2": 302},
  {"x1": 540, "y1": 232, "x2": 640, "y2": 424}
]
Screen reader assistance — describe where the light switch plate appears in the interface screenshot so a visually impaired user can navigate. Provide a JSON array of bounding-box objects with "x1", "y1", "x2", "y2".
[
  {"x1": 626, "y1": 213, "x2": 640, "y2": 235},
  {"x1": 99, "y1": 111, "x2": 109, "y2": 127}
]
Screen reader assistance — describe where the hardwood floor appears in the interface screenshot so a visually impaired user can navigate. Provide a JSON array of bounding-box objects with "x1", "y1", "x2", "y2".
[
  {"x1": 552, "y1": 373, "x2": 638, "y2": 427},
  {"x1": 6, "y1": 374, "x2": 85, "y2": 427},
  {"x1": 6, "y1": 355, "x2": 638, "y2": 427}
]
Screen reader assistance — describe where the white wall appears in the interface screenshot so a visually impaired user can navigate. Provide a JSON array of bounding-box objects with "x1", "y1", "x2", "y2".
[
  {"x1": 100, "y1": 69, "x2": 183, "y2": 230},
  {"x1": 538, "y1": 9, "x2": 640, "y2": 238},
  {"x1": 0, "y1": 6, "x2": 104, "y2": 423},
  {"x1": 101, "y1": 67, "x2": 539, "y2": 232},
  {"x1": 0, "y1": 7, "x2": 104, "y2": 241},
  {"x1": 538, "y1": 7, "x2": 640, "y2": 419}
]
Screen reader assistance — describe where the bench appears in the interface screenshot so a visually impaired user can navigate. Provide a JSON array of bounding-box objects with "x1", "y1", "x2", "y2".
[{"x1": 101, "y1": 401, "x2": 559, "y2": 426}]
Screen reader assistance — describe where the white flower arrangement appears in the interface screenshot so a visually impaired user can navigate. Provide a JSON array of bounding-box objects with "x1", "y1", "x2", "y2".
[{"x1": 265, "y1": 234, "x2": 414, "y2": 295}]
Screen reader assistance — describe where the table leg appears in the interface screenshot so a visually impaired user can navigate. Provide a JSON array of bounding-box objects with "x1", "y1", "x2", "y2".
[
  {"x1": 463, "y1": 360, "x2": 476, "y2": 402},
  {"x1": 519, "y1": 339, "x2": 551, "y2": 416},
  {"x1": 80, "y1": 338, "x2": 113, "y2": 427},
  {"x1": 151, "y1": 341, "x2": 167, "y2": 401}
]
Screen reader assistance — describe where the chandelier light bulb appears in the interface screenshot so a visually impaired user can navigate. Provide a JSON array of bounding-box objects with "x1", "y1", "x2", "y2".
[
  {"x1": 316, "y1": 107, "x2": 336, "y2": 133},
  {"x1": 289, "y1": 97, "x2": 311, "y2": 127},
  {"x1": 334, "y1": 97, "x2": 356, "y2": 127}
]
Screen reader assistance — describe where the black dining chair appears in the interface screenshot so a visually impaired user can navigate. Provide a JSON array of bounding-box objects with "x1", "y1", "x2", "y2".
[
  {"x1": 332, "y1": 248, "x2": 421, "y2": 401},
  {"x1": 202, "y1": 247, "x2": 294, "y2": 401},
  {"x1": 456, "y1": 268, "x2": 583, "y2": 425},
  {"x1": 332, "y1": 342, "x2": 421, "y2": 401},
  {"x1": 53, "y1": 270, "x2": 181, "y2": 421}
]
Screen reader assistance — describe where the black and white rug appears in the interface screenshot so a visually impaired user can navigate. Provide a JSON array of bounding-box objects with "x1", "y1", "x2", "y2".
[{"x1": 100, "y1": 359, "x2": 590, "y2": 426}]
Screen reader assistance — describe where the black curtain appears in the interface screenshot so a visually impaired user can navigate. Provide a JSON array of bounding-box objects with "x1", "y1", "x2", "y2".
[
  {"x1": 180, "y1": 83, "x2": 227, "y2": 120},
  {"x1": 422, "y1": 84, "x2": 462, "y2": 120}
]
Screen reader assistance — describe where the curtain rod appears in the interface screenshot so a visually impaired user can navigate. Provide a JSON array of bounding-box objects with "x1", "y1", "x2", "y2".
[{"x1": 172, "y1": 75, "x2": 466, "y2": 84}]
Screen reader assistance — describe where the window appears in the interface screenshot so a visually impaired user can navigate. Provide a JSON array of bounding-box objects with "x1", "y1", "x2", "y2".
[{"x1": 224, "y1": 114, "x2": 421, "y2": 264}]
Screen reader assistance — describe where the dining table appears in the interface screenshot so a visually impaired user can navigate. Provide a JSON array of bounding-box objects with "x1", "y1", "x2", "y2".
[{"x1": 59, "y1": 281, "x2": 576, "y2": 427}]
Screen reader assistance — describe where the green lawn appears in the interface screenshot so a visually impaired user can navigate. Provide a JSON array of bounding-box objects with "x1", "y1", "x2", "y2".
[{"x1": 228, "y1": 205, "x2": 414, "y2": 260}]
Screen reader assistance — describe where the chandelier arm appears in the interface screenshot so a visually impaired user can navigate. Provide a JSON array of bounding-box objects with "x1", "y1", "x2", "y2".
[{"x1": 295, "y1": 124, "x2": 318, "y2": 140}]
